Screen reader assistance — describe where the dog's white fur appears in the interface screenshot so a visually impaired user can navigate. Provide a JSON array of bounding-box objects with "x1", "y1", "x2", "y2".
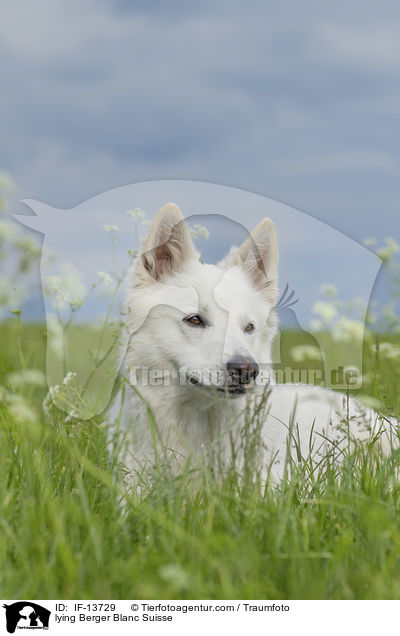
[{"x1": 118, "y1": 203, "x2": 395, "y2": 483}]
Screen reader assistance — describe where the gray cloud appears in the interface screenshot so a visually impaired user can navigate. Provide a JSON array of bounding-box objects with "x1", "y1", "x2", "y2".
[{"x1": 0, "y1": 0, "x2": 399, "y2": 246}]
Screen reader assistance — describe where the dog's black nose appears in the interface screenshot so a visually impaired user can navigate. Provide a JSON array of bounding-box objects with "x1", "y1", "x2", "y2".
[{"x1": 226, "y1": 356, "x2": 259, "y2": 385}]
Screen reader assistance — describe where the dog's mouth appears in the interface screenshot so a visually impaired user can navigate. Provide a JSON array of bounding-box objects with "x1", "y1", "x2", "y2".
[
  {"x1": 217, "y1": 385, "x2": 247, "y2": 398},
  {"x1": 187, "y1": 375, "x2": 249, "y2": 399}
]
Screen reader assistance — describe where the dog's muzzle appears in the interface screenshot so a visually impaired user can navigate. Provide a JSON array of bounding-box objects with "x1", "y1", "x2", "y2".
[{"x1": 226, "y1": 356, "x2": 259, "y2": 387}]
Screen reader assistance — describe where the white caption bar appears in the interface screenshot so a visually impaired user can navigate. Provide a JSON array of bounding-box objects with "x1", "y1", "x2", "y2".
[{"x1": 1, "y1": 599, "x2": 399, "y2": 635}]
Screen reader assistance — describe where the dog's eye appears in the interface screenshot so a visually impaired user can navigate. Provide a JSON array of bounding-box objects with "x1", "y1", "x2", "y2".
[
  {"x1": 244, "y1": 322, "x2": 255, "y2": 333},
  {"x1": 184, "y1": 314, "x2": 205, "y2": 327}
]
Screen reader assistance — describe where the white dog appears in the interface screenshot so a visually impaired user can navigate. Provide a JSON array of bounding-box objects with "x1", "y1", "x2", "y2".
[{"x1": 118, "y1": 203, "x2": 395, "y2": 483}]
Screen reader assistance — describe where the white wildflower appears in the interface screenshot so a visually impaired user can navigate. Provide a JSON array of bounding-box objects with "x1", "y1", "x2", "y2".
[
  {"x1": 290, "y1": 345, "x2": 322, "y2": 362},
  {"x1": 159, "y1": 563, "x2": 189, "y2": 589},
  {"x1": 376, "y1": 237, "x2": 400, "y2": 262},
  {"x1": 0, "y1": 274, "x2": 26, "y2": 317},
  {"x1": 45, "y1": 264, "x2": 86, "y2": 309},
  {"x1": 42, "y1": 394, "x2": 52, "y2": 416},
  {"x1": 375, "y1": 341, "x2": 400, "y2": 360},
  {"x1": 97, "y1": 271, "x2": 112, "y2": 285},
  {"x1": 312, "y1": 301, "x2": 338, "y2": 323},
  {"x1": 0, "y1": 221, "x2": 19, "y2": 242},
  {"x1": 47, "y1": 384, "x2": 60, "y2": 400},
  {"x1": 190, "y1": 223, "x2": 210, "y2": 239},
  {"x1": 320, "y1": 284, "x2": 337, "y2": 299},
  {"x1": 15, "y1": 236, "x2": 41, "y2": 256},
  {"x1": 7, "y1": 369, "x2": 46, "y2": 390},
  {"x1": 7, "y1": 394, "x2": 38, "y2": 424},
  {"x1": 309, "y1": 319, "x2": 323, "y2": 332},
  {"x1": 65, "y1": 409, "x2": 79, "y2": 423},
  {"x1": 46, "y1": 314, "x2": 64, "y2": 358},
  {"x1": 332, "y1": 317, "x2": 364, "y2": 343},
  {"x1": 43, "y1": 383, "x2": 62, "y2": 416},
  {"x1": 366, "y1": 311, "x2": 378, "y2": 325},
  {"x1": 127, "y1": 208, "x2": 145, "y2": 219},
  {"x1": 63, "y1": 371, "x2": 77, "y2": 386},
  {"x1": 61, "y1": 263, "x2": 86, "y2": 307},
  {"x1": 44, "y1": 276, "x2": 61, "y2": 295},
  {"x1": 0, "y1": 171, "x2": 14, "y2": 195},
  {"x1": 103, "y1": 224, "x2": 120, "y2": 233}
]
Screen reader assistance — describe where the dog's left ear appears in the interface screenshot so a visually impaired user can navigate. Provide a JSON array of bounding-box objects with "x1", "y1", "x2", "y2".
[
  {"x1": 136, "y1": 203, "x2": 198, "y2": 282},
  {"x1": 225, "y1": 218, "x2": 278, "y2": 302}
]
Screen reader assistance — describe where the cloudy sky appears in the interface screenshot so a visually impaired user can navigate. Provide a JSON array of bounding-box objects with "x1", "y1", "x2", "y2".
[
  {"x1": 1, "y1": 0, "x2": 399, "y2": 241},
  {"x1": 1, "y1": 0, "x2": 400, "y2": 338}
]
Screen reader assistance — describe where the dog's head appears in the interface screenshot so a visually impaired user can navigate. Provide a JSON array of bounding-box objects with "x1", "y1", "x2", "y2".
[{"x1": 126, "y1": 203, "x2": 279, "y2": 399}]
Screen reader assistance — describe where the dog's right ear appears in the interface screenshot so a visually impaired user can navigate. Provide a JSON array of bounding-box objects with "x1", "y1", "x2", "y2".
[
  {"x1": 221, "y1": 218, "x2": 278, "y2": 304},
  {"x1": 134, "y1": 203, "x2": 198, "y2": 283}
]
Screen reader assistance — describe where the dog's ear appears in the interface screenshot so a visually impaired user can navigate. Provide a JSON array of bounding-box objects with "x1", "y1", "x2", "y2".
[
  {"x1": 136, "y1": 203, "x2": 198, "y2": 282},
  {"x1": 224, "y1": 218, "x2": 278, "y2": 302}
]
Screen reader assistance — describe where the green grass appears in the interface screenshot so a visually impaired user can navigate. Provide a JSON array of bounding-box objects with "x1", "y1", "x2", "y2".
[{"x1": 1, "y1": 321, "x2": 400, "y2": 599}]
